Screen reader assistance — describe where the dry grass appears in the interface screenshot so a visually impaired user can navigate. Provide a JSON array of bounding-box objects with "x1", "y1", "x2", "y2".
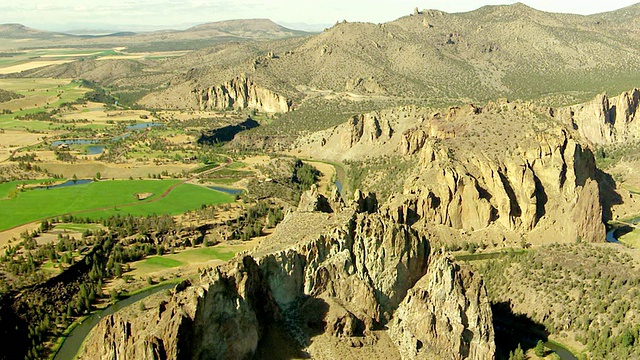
[
  {"x1": 56, "y1": 105, "x2": 152, "y2": 123},
  {"x1": 40, "y1": 161, "x2": 199, "y2": 179},
  {"x1": 0, "y1": 131, "x2": 43, "y2": 147},
  {"x1": 0, "y1": 222, "x2": 40, "y2": 248},
  {"x1": 0, "y1": 60, "x2": 75, "y2": 74}
]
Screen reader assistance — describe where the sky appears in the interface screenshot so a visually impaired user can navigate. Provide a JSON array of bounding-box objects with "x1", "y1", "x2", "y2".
[{"x1": 1, "y1": 0, "x2": 638, "y2": 32}]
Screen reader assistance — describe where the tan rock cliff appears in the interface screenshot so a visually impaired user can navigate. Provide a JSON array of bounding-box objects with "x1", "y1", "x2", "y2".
[
  {"x1": 195, "y1": 74, "x2": 291, "y2": 113},
  {"x1": 557, "y1": 88, "x2": 640, "y2": 145},
  {"x1": 389, "y1": 255, "x2": 495, "y2": 360},
  {"x1": 78, "y1": 192, "x2": 495, "y2": 360}
]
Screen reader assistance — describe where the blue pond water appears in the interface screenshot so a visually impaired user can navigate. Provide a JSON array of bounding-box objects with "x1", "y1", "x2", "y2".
[
  {"x1": 86, "y1": 145, "x2": 104, "y2": 155},
  {"x1": 126, "y1": 122, "x2": 164, "y2": 130},
  {"x1": 36, "y1": 179, "x2": 92, "y2": 190},
  {"x1": 208, "y1": 186, "x2": 243, "y2": 195}
]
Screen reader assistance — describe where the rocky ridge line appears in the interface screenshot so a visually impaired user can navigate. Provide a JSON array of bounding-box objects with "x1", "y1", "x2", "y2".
[{"x1": 77, "y1": 190, "x2": 495, "y2": 360}]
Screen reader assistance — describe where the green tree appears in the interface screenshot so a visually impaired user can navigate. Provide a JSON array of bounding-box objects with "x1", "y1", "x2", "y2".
[
  {"x1": 509, "y1": 344, "x2": 525, "y2": 360},
  {"x1": 535, "y1": 340, "x2": 545, "y2": 357}
]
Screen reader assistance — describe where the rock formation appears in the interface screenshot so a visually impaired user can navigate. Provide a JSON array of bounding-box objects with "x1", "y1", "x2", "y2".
[
  {"x1": 389, "y1": 255, "x2": 495, "y2": 360},
  {"x1": 398, "y1": 128, "x2": 606, "y2": 242},
  {"x1": 557, "y1": 88, "x2": 640, "y2": 145},
  {"x1": 297, "y1": 99, "x2": 608, "y2": 243},
  {"x1": 78, "y1": 190, "x2": 495, "y2": 360},
  {"x1": 195, "y1": 75, "x2": 291, "y2": 113}
]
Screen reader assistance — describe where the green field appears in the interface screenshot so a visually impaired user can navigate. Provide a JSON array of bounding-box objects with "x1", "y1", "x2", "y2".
[
  {"x1": 0, "y1": 179, "x2": 55, "y2": 198},
  {"x1": 0, "y1": 78, "x2": 89, "y2": 130},
  {"x1": 131, "y1": 247, "x2": 236, "y2": 275},
  {"x1": 0, "y1": 179, "x2": 233, "y2": 230}
]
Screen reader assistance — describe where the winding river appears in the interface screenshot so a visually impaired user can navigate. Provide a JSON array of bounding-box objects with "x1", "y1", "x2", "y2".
[
  {"x1": 53, "y1": 283, "x2": 175, "y2": 360},
  {"x1": 545, "y1": 341, "x2": 578, "y2": 360}
]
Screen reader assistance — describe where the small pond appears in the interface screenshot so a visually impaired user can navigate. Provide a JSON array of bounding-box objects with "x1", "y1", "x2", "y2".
[
  {"x1": 126, "y1": 122, "x2": 164, "y2": 130},
  {"x1": 86, "y1": 145, "x2": 105, "y2": 155},
  {"x1": 208, "y1": 186, "x2": 243, "y2": 195},
  {"x1": 36, "y1": 179, "x2": 92, "y2": 190}
]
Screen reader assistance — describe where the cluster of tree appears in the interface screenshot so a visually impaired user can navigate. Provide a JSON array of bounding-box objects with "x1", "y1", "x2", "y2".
[
  {"x1": 101, "y1": 214, "x2": 176, "y2": 238},
  {"x1": 16, "y1": 111, "x2": 53, "y2": 121},
  {"x1": 9, "y1": 229, "x2": 114, "y2": 359},
  {"x1": 228, "y1": 201, "x2": 284, "y2": 241},
  {"x1": 54, "y1": 148, "x2": 77, "y2": 163},
  {"x1": 292, "y1": 159, "x2": 320, "y2": 190},
  {"x1": 8, "y1": 152, "x2": 36, "y2": 162},
  {"x1": 76, "y1": 79, "x2": 118, "y2": 106},
  {"x1": 478, "y1": 243, "x2": 640, "y2": 359}
]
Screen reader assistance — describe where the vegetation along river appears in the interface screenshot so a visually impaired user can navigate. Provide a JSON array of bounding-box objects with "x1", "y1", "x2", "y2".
[{"x1": 53, "y1": 283, "x2": 175, "y2": 360}]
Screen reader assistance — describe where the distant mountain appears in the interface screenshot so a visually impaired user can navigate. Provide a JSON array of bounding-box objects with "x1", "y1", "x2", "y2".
[
  {"x1": 0, "y1": 19, "x2": 311, "y2": 51},
  {"x1": 130, "y1": 2, "x2": 640, "y2": 112},
  {"x1": 185, "y1": 19, "x2": 308, "y2": 38},
  {"x1": 16, "y1": 3, "x2": 640, "y2": 115},
  {"x1": 0, "y1": 23, "x2": 73, "y2": 40}
]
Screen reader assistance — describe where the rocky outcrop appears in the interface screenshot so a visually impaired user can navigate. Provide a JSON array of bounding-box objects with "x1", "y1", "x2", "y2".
[
  {"x1": 341, "y1": 112, "x2": 394, "y2": 148},
  {"x1": 399, "y1": 128, "x2": 606, "y2": 242},
  {"x1": 389, "y1": 255, "x2": 495, "y2": 360},
  {"x1": 195, "y1": 75, "x2": 291, "y2": 113},
  {"x1": 557, "y1": 88, "x2": 640, "y2": 145},
  {"x1": 78, "y1": 190, "x2": 495, "y2": 360},
  {"x1": 291, "y1": 106, "x2": 434, "y2": 160},
  {"x1": 297, "y1": 184, "x2": 333, "y2": 213}
]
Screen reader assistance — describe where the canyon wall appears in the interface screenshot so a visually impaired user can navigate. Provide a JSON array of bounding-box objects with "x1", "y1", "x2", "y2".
[
  {"x1": 557, "y1": 88, "x2": 640, "y2": 145},
  {"x1": 78, "y1": 192, "x2": 495, "y2": 360},
  {"x1": 195, "y1": 75, "x2": 291, "y2": 113}
]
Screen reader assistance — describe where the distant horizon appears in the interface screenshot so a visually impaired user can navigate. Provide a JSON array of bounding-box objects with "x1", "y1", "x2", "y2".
[{"x1": 1, "y1": 0, "x2": 638, "y2": 33}]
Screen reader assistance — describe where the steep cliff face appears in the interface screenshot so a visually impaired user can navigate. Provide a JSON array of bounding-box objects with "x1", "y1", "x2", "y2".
[
  {"x1": 138, "y1": 75, "x2": 291, "y2": 113},
  {"x1": 293, "y1": 101, "x2": 607, "y2": 243},
  {"x1": 78, "y1": 192, "x2": 495, "y2": 360},
  {"x1": 557, "y1": 88, "x2": 640, "y2": 145},
  {"x1": 389, "y1": 255, "x2": 495, "y2": 360},
  {"x1": 402, "y1": 129, "x2": 604, "y2": 241},
  {"x1": 195, "y1": 75, "x2": 291, "y2": 113}
]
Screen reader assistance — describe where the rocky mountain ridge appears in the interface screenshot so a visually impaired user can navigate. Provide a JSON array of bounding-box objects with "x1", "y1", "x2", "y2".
[
  {"x1": 78, "y1": 190, "x2": 495, "y2": 360},
  {"x1": 134, "y1": 3, "x2": 640, "y2": 110},
  {"x1": 292, "y1": 95, "x2": 614, "y2": 244},
  {"x1": 140, "y1": 74, "x2": 291, "y2": 113},
  {"x1": 17, "y1": 3, "x2": 640, "y2": 111}
]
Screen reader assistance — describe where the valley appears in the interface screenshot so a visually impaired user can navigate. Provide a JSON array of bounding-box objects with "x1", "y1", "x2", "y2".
[{"x1": 1, "y1": 2, "x2": 640, "y2": 360}]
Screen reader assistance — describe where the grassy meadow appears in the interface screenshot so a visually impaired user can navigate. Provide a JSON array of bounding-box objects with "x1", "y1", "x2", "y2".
[{"x1": 0, "y1": 179, "x2": 233, "y2": 230}]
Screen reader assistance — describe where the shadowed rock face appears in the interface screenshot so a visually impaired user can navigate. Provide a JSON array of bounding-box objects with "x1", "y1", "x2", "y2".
[
  {"x1": 77, "y1": 191, "x2": 495, "y2": 360},
  {"x1": 399, "y1": 129, "x2": 606, "y2": 242}
]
